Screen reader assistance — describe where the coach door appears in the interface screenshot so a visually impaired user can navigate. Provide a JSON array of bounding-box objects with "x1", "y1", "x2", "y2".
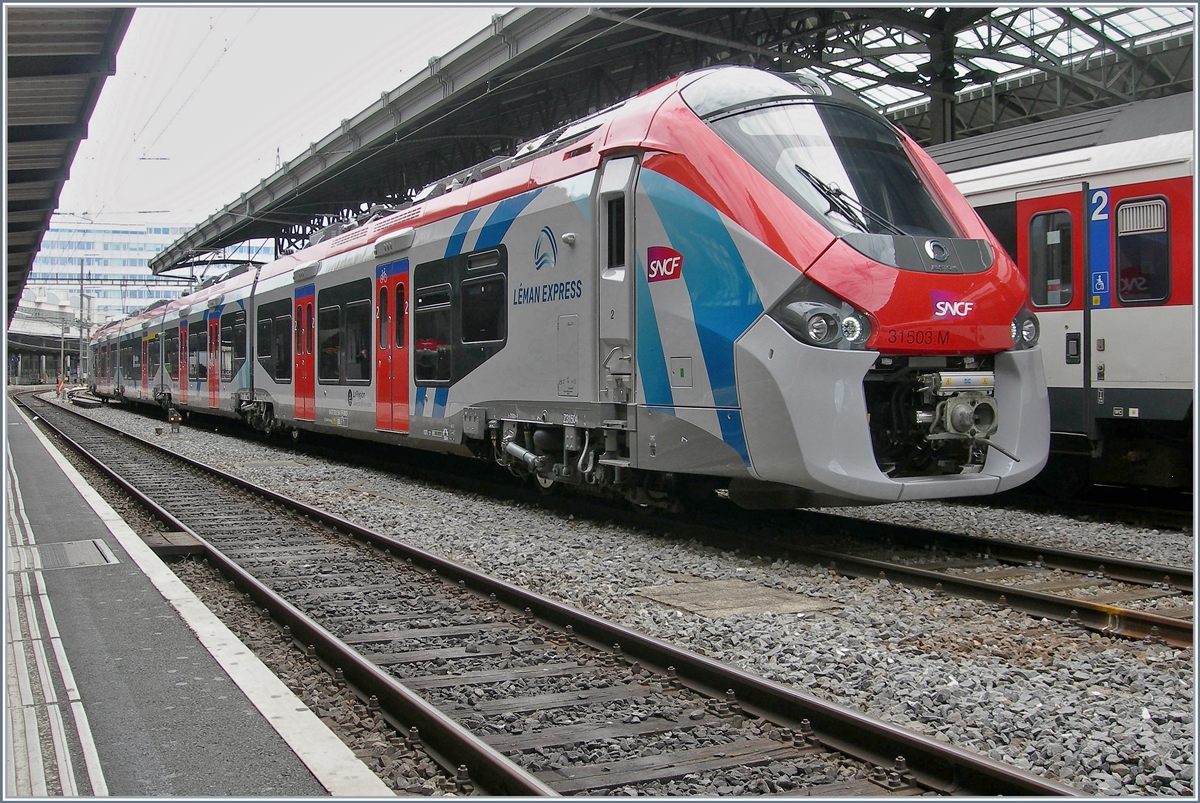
[
  {"x1": 375, "y1": 259, "x2": 410, "y2": 433},
  {"x1": 141, "y1": 335, "x2": 150, "y2": 398},
  {"x1": 294, "y1": 285, "x2": 315, "y2": 420},
  {"x1": 596, "y1": 156, "x2": 638, "y2": 405},
  {"x1": 207, "y1": 313, "x2": 220, "y2": 409},
  {"x1": 1016, "y1": 184, "x2": 1087, "y2": 438}
]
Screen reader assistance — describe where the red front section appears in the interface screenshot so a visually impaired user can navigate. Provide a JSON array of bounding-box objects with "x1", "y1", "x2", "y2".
[
  {"x1": 294, "y1": 285, "x2": 315, "y2": 421},
  {"x1": 374, "y1": 260, "x2": 409, "y2": 433},
  {"x1": 639, "y1": 91, "x2": 1027, "y2": 354}
]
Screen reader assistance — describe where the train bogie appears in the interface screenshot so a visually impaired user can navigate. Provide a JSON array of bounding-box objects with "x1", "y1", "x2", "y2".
[{"x1": 93, "y1": 66, "x2": 1052, "y2": 509}]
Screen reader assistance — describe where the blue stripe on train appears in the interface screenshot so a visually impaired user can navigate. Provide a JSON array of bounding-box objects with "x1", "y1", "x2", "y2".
[{"x1": 635, "y1": 253, "x2": 673, "y2": 407}]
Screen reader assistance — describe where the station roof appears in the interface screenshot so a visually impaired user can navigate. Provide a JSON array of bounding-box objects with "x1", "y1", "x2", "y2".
[
  {"x1": 9, "y1": 6, "x2": 1190, "y2": 282},
  {"x1": 5, "y1": 6, "x2": 134, "y2": 323}
]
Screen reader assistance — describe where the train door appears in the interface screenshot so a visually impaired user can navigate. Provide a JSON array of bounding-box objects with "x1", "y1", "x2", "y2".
[
  {"x1": 596, "y1": 156, "x2": 639, "y2": 404},
  {"x1": 294, "y1": 284, "x2": 315, "y2": 420},
  {"x1": 178, "y1": 321, "x2": 189, "y2": 405},
  {"x1": 1016, "y1": 184, "x2": 1087, "y2": 441},
  {"x1": 375, "y1": 260, "x2": 410, "y2": 433},
  {"x1": 208, "y1": 313, "x2": 220, "y2": 409},
  {"x1": 1088, "y1": 178, "x2": 1194, "y2": 411},
  {"x1": 141, "y1": 336, "x2": 149, "y2": 398}
]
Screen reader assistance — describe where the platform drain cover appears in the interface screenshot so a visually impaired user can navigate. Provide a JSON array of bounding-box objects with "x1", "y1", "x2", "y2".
[
  {"x1": 636, "y1": 578, "x2": 838, "y2": 618},
  {"x1": 13, "y1": 539, "x2": 119, "y2": 571}
]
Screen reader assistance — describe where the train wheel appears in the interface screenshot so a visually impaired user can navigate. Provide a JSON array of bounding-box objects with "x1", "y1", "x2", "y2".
[{"x1": 533, "y1": 474, "x2": 558, "y2": 495}]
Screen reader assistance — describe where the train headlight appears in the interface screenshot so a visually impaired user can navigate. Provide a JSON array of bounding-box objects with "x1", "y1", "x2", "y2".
[
  {"x1": 1010, "y1": 306, "x2": 1040, "y2": 349},
  {"x1": 768, "y1": 277, "x2": 874, "y2": 350}
]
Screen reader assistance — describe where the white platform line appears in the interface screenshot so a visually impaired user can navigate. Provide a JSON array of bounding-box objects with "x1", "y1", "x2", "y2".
[
  {"x1": 7, "y1": 446, "x2": 107, "y2": 796},
  {"x1": 13, "y1": 401, "x2": 395, "y2": 797}
]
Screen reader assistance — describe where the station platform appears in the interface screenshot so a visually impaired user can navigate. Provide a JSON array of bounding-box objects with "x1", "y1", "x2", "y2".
[{"x1": 5, "y1": 395, "x2": 394, "y2": 797}]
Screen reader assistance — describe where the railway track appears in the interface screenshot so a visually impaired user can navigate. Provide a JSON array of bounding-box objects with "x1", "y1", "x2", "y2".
[{"x1": 18, "y1": 392, "x2": 1077, "y2": 796}]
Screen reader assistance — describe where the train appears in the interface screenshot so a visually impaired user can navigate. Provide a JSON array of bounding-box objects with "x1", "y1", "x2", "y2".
[
  {"x1": 928, "y1": 92, "x2": 1193, "y2": 494},
  {"x1": 89, "y1": 65, "x2": 1050, "y2": 510}
]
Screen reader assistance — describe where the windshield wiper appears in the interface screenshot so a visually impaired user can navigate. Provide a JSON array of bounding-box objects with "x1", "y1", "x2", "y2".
[{"x1": 793, "y1": 164, "x2": 909, "y2": 236}]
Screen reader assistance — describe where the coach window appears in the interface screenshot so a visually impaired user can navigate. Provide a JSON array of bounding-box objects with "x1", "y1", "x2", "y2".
[
  {"x1": 461, "y1": 275, "x2": 506, "y2": 343},
  {"x1": 189, "y1": 329, "x2": 208, "y2": 380},
  {"x1": 164, "y1": 330, "x2": 179, "y2": 380},
  {"x1": 1116, "y1": 199, "x2": 1170, "y2": 305},
  {"x1": 306, "y1": 303, "x2": 314, "y2": 355},
  {"x1": 274, "y1": 314, "x2": 292, "y2": 380},
  {"x1": 395, "y1": 283, "x2": 406, "y2": 349},
  {"x1": 317, "y1": 306, "x2": 340, "y2": 380},
  {"x1": 414, "y1": 284, "x2": 452, "y2": 382},
  {"x1": 258, "y1": 299, "x2": 291, "y2": 380},
  {"x1": 317, "y1": 278, "x2": 371, "y2": 384},
  {"x1": 378, "y1": 287, "x2": 389, "y2": 349},
  {"x1": 1028, "y1": 211, "x2": 1073, "y2": 307},
  {"x1": 148, "y1": 335, "x2": 161, "y2": 381},
  {"x1": 607, "y1": 197, "x2": 626, "y2": 268},
  {"x1": 257, "y1": 316, "x2": 274, "y2": 377},
  {"x1": 220, "y1": 309, "x2": 247, "y2": 382}
]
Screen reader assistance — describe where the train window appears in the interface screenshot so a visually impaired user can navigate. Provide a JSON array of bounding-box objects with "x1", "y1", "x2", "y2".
[
  {"x1": 1028, "y1": 211, "x2": 1073, "y2": 308},
  {"x1": 344, "y1": 300, "x2": 371, "y2": 382},
  {"x1": 395, "y1": 283, "x2": 405, "y2": 349},
  {"x1": 1116, "y1": 199, "x2": 1170, "y2": 305},
  {"x1": 460, "y1": 275, "x2": 506, "y2": 343},
  {"x1": 273, "y1": 315, "x2": 292, "y2": 381},
  {"x1": 607, "y1": 197, "x2": 625, "y2": 268},
  {"x1": 257, "y1": 299, "x2": 290, "y2": 381},
  {"x1": 306, "y1": 303, "x2": 314, "y2": 355},
  {"x1": 317, "y1": 278, "x2": 371, "y2": 384},
  {"x1": 295, "y1": 305, "x2": 303, "y2": 355},
  {"x1": 188, "y1": 330, "x2": 208, "y2": 381},
  {"x1": 378, "y1": 287, "x2": 389, "y2": 348},
  {"x1": 148, "y1": 336, "x2": 160, "y2": 381},
  {"x1": 414, "y1": 283, "x2": 452, "y2": 383},
  {"x1": 220, "y1": 309, "x2": 247, "y2": 382},
  {"x1": 317, "y1": 306, "x2": 340, "y2": 381},
  {"x1": 257, "y1": 318, "x2": 274, "y2": 360},
  {"x1": 164, "y1": 331, "x2": 179, "y2": 380}
]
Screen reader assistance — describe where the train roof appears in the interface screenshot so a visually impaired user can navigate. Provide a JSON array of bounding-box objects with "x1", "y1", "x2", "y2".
[{"x1": 927, "y1": 91, "x2": 1193, "y2": 174}]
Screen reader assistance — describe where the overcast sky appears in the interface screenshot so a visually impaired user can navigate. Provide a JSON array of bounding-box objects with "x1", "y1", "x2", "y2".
[{"x1": 56, "y1": 5, "x2": 508, "y2": 228}]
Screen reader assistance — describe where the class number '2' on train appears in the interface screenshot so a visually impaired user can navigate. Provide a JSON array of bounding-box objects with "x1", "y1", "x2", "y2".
[
  {"x1": 929, "y1": 92, "x2": 1193, "y2": 495},
  {"x1": 91, "y1": 67, "x2": 1050, "y2": 510}
]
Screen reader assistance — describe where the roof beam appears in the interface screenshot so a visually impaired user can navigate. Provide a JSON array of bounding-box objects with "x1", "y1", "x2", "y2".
[{"x1": 7, "y1": 53, "x2": 116, "y2": 79}]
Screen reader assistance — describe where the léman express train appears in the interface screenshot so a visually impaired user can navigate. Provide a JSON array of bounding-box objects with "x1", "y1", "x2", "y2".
[{"x1": 91, "y1": 67, "x2": 1051, "y2": 510}]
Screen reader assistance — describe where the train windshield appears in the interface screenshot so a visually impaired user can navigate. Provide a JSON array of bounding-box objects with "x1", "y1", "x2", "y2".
[{"x1": 692, "y1": 77, "x2": 956, "y2": 238}]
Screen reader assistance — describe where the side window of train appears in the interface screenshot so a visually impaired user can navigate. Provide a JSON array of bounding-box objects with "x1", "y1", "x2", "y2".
[
  {"x1": 413, "y1": 246, "x2": 508, "y2": 386},
  {"x1": 395, "y1": 283, "x2": 406, "y2": 349},
  {"x1": 378, "y1": 287, "x2": 389, "y2": 349},
  {"x1": 257, "y1": 299, "x2": 291, "y2": 381},
  {"x1": 164, "y1": 330, "x2": 179, "y2": 380},
  {"x1": 220, "y1": 309, "x2": 247, "y2": 382},
  {"x1": 1115, "y1": 198, "x2": 1170, "y2": 305},
  {"x1": 316, "y1": 278, "x2": 371, "y2": 384},
  {"x1": 148, "y1": 336, "x2": 160, "y2": 381},
  {"x1": 1028, "y1": 211, "x2": 1073, "y2": 307},
  {"x1": 188, "y1": 329, "x2": 208, "y2": 380},
  {"x1": 274, "y1": 315, "x2": 292, "y2": 380}
]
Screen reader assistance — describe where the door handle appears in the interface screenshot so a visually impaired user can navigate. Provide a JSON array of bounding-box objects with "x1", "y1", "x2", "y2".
[{"x1": 1065, "y1": 332, "x2": 1081, "y2": 364}]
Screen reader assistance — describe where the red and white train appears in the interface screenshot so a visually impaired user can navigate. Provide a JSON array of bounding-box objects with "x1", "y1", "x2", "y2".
[
  {"x1": 91, "y1": 66, "x2": 1050, "y2": 509},
  {"x1": 929, "y1": 92, "x2": 1193, "y2": 493}
]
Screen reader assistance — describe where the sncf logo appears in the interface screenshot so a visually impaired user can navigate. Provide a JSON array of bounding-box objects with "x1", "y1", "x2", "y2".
[
  {"x1": 647, "y1": 246, "x2": 683, "y2": 282},
  {"x1": 931, "y1": 291, "x2": 975, "y2": 318}
]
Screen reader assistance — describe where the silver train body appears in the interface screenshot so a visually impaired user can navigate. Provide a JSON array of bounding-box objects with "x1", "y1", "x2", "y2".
[{"x1": 91, "y1": 67, "x2": 1050, "y2": 509}]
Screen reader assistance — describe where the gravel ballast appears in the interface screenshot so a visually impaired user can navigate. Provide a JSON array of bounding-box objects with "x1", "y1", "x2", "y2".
[{"x1": 43, "y1": 396, "x2": 1195, "y2": 796}]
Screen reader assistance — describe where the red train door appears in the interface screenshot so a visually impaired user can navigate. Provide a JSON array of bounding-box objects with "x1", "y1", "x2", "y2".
[
  {"x1": 208, "y1": 313, "x2": 220, "y2": 409},
  {"x1": 179, "y1": 321, "x2": 189, "y2": 405},
  {"x1": 375, "y1": 259, "x2": 410, "y2": 433},
  {"x1": 294, "y1": 284, "x2": 315, "y2": 421},
  {"x1": 141, "y1": 336, "x2": 149, "y2": 398}
]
